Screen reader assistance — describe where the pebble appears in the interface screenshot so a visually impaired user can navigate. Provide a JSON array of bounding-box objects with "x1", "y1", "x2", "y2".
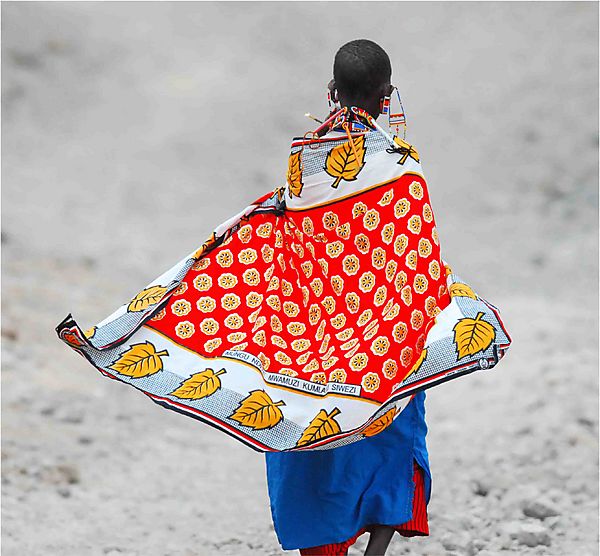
[
  {"x1": 37, "y1": 463, "x2": 80, "y2": 485},
  {"x1": 1, "y1": 327, "x2": 18, "y2": 341},
  {"x1": 58, "y1": 463, "x2": 80, "y2": 485},
  {"x1": 58, "y1": 409, "x2": 85, "y2": 424},
  {"x1": 470, "y1": 539, "x2": 486, "y2": 552},
  {"x1": 571, "y1": 493, "x2": 589, "y2": 505},
  {"x1": 56, "y1": 486, "x2": 71, "y2": 498},
  {"x1": 576, "y1": 416, "x2": 595, "y2": 429},
  {"x1": 544, "y1": 516, "x2": 562, "y2": 530},
  {"x1": 471, "y1": 478, "x2": 491, "y2": 497},
  {"x1": 516, "y1": 523, "x2": 552, "y2": 547},
  {"x1": 522, "y1": 497, "x2": 560, "y2": 519}
]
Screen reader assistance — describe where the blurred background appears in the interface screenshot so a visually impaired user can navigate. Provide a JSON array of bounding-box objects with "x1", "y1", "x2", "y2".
[{"x1": 2, "y1": 2, "x2": 598, "y2": 555}]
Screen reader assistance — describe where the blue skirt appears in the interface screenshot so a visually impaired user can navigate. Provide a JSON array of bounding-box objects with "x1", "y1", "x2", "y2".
[{"x1": 264, "y1": 391, "x2": 431, "y2": 550}]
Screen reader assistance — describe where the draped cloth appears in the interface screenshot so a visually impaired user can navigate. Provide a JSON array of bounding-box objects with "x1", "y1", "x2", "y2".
[{"x1": 56, "y1": 126, "x2": 511, "y2": 452}]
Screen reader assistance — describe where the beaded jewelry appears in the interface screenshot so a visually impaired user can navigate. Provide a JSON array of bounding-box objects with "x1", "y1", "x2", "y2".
[
  {"x1": 311, "y1": 85, "x2": 408, "y2": 141},
  {"x1": 389, "y1": 86, "x2": 407, "y2": 139}
]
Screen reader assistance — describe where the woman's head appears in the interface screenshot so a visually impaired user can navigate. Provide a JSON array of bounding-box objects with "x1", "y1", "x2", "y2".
[{"x1": 330, "y1": 39, "x2": 393, "y2": 119}]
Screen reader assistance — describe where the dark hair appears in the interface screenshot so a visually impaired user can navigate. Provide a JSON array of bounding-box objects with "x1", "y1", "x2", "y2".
[{"x1": 333, "y1": 39, "x2": 391, "y2": 99}]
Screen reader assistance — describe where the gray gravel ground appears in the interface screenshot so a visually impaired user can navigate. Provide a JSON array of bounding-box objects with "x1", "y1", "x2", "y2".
[{"x1": 2, "y1": 2, "x2": 598, "y2": 555}]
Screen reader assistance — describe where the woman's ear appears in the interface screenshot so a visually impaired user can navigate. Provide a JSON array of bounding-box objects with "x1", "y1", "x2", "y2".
[
  {"x1": 328, "y1": 79, "x2": 338, "y2": 102},
  {"x1": 327, "y1": 79, "x2": 341, "y2": 112},
  {"x1": 379, "y1": 83, "x2": 393, "y2": 100}
]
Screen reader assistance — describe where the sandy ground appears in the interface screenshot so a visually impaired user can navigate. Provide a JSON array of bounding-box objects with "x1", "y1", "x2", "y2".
[{"x1": 1, "y1": 2, "x2": 598, "y2": 555}]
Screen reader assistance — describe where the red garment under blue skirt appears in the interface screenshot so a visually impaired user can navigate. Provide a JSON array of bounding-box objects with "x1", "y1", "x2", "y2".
[
  {"x1": 264, "y1": 391, "x2": 431, "y2": 551},
  {"x1": 298, "y1": 462, "x2": 429, "y2": 555}
]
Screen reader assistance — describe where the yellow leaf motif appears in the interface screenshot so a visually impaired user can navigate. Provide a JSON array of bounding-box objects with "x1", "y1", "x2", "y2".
[
  {"x1": 127, "y1": 285, "x2": 168, "y2": 312},
  {"x1": 363, "y1": 406, "x2": 398, "y2": 438},
  {"x1": 169, "y1": 368, "x2": 226, "y2": 399},
  {"x1": 449, "y1": 283, "x2": 477, "y2": 299},
  {"x1": 192, "y1": 232, "x2": 219, "y2": 259},
  {"x1": 84, "y1": 326, "x2": 97, "y2": 339},
  {"x1": 109, "y1": 341, "x2": 169, "y2": 378},
  {"x1": 274, "y1": 185, "x2": 286, "y2": 203},
  {"x1": 324, "y1": 135, "x2": 366, "y2": 188},
  {"x1": 403, "y1": 348, "x2": 427, "y2": 381},
  {"x1": 229, "y1": 390, "x2": 285, "y2": 430},
  {"x1": 296, "y1": 407, "x2": 342, "y2": 447},
  {"x1": 389, "y1": 136, "x2": 420, "y2": 164},
  {"x1": 287, "y1": 150, "x2": 304, "y2": 198},
  {"x1": 453, "y1": 312, "x2": 496, "y2": 359}
]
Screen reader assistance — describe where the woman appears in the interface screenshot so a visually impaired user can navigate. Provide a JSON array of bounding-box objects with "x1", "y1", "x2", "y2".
[
  {"x1": 56, "y1": 37, "x2": 511, "y2": 556},
  {"x1": 265, "y1": 39, "x2": 431, "y2": 556}
]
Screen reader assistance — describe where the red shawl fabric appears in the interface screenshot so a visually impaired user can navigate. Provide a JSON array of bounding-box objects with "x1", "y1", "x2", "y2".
[{"x1": 56, "y1": 126, "x2": 511, "y2": 452}]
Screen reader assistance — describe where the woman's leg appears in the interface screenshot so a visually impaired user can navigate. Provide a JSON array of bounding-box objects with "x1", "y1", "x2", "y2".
[
  {"x1": 299, "y1": 527, "x2": 366, "y2": 555},
  {"x1": 364, "y1": 461, "x2": 429, "y2": 554},
  {"x1": 364, "y1": 525, "x2": 395, "y2": 555}
]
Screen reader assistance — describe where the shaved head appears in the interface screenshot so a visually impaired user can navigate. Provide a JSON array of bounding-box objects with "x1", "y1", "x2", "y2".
[{"x1": 332, "y1": 39, "x2": 392, "y2": 117}]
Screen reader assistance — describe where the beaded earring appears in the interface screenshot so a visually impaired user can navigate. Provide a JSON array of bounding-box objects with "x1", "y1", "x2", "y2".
[
  {"x1": 328, "y1": 88, "x2": 341, "y2": 113},
  {"x1": 388, "y1": 86, "x2": 407, "y2": 139},
  {"x1": 380, "y1": 93, "x2": 391, "y2": 116}
]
